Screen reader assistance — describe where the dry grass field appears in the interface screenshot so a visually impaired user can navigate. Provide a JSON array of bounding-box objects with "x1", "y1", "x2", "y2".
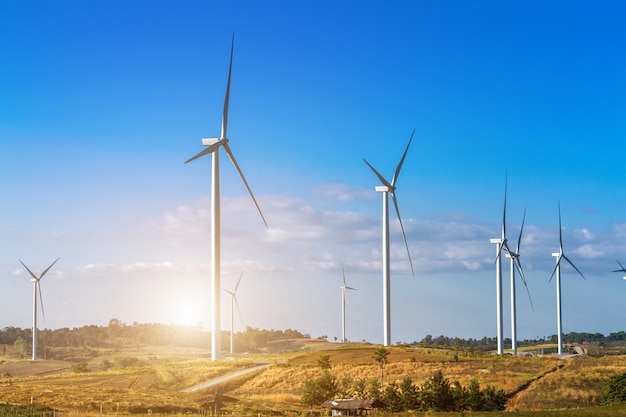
[{"x1": 1, "y1": 340, "x2": 626, "y2": 415}]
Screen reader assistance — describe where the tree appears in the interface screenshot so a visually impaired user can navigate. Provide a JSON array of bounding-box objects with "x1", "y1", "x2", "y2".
[
  {"x1": 301, "y1": 370, "x2": 337, "y2": 409},
  {"x1": 353, "y1": 378, "x2": 367, "y2": 398},
  {"x1": 13, "y1": 336, "x2": 28, "y2": 358},
  {"x1": 399, "y1": 376, "x2": 419, "y2": 411},
  {"x1": 602, "y1": 372, "x2": 626, "y2": 405},
  {"x1": 420, "y1": 370, "x2": 455, "y2": 411},
  {"x1": 382, "y1": 381, "x2": 403, "y2": 412},
  {"x1": 373, "y1": 347, "x2": 389, "y2": 386},
  {"x1": 367, "y1": 378, "x2": 381, "y2": 399},
  {"x1": 317, "y1": 354, "x2": 331, "y2": 370}
]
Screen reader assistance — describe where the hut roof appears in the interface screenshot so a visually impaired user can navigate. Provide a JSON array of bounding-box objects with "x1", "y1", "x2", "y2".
[{"x1": 321, "y1": 398, "x2": 386, "y2": 410}]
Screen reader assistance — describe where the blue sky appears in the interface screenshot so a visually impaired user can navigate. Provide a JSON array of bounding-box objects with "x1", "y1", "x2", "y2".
[{"x1": 1, "y1": 0, "x2": 626, "y2": 345}]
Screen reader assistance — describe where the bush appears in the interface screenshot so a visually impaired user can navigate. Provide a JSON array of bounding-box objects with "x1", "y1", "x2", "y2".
[
  {"x1": 69, "y1": 362, "x2": 89, "y2": 373},
  {"x1": 601, "y1": 372, "x2": 626, "y2": 405}
]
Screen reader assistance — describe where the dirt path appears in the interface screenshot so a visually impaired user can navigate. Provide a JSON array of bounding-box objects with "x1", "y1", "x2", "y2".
[
  {"x1": 506, "y1": 363, "x2": 565, "y2": 400},
  {"x1": 181, "y1": 362, "x2": 272, "y2": 393}
]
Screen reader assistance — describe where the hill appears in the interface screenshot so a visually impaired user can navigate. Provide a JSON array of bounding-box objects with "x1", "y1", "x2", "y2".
[{"x1": 1, "y1": 341, "x2": 626, "y2": 415}]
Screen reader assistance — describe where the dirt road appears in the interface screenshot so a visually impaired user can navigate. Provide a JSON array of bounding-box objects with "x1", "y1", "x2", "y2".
[{"x1": 181, "y1": 362, "x2": 272, "y2": 393}]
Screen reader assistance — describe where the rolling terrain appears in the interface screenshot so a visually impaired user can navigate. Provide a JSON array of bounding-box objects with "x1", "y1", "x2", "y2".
[{"x1": 1, "y1": 340, "x2": 626, "y2": 415}]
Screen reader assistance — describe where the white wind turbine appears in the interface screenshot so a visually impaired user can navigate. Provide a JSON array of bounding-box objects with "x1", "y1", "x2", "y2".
[
  {"x1": 339, "y1": 262, "x2": 356, "y2": 343},
  {"x1": 185, "y1": 34, "x2": 267, "y2": 361},
  {"x1": 550, "y1": 203, "x2": 586, "y2": 355},
  {"x1": 223, "y1": 271, "x2": 244, "y2": 355},
  {"x1": 505, "y1": 209, "x2": 534, "y2": 355},
  {"x1": 490, "y1": 176, "x2": 512, "y2": 355},
  {"x1": 364, "y1": 129, "x2": 415, "y2": 346},
  {"x1": 19, "y1": 258, "x2": 59, "y2": 361}
]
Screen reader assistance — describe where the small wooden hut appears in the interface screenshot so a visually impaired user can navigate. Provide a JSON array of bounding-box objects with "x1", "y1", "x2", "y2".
[{"x1": 321, "y1": 398, "x2": 386, "y2": 416}]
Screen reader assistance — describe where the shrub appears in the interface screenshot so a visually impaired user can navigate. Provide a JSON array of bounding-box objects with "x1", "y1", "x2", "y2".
[
  {"x1": 69, "y1": 362, "x2": 89, "y2": 373},
  {"x1": 601, "y1": 372, "x2": 626, "y2": 405}
]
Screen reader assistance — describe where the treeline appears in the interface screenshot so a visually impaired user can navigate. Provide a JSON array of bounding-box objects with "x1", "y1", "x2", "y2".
[
  {"x1": 303, "y1": 369, "x2": 505, "y2": 412},
  {"x1": 413, "y1": 331, "x2": 626, "y2": 348},
  {"x1": 0, "y1": 319, "x2": 308, "y2": 356}
]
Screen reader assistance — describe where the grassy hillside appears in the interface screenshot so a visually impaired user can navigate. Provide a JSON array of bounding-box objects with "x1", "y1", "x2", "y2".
[{"x1": 1, "y1": 341, "x2": 626, "y2": 415}]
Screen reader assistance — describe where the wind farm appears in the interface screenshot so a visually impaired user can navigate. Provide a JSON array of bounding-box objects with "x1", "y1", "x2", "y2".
[
  {"x1": 4, "y1": 0, "x2": 626, "y2": 378},
  {"x1": 5, "y1": 2, "x2": 626, "y2": 414}
]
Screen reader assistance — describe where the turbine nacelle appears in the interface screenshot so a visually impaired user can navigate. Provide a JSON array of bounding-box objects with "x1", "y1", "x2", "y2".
[
  {"x1": 202, "y1": 138, "x2": 225, "y2": 146},
  {"x1": 375, "y1": 185, "x2": 393, "y2": 193}
]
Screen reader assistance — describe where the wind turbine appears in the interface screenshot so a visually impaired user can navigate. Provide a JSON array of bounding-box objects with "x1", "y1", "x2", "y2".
[
  {"x1": 19, "y1": 258, "x2": 59, "y2": 361},
  {"x1": 612, "y1": 260, "x2": 626, "y2": 280},
  {"x1": 185, "y1": 34, "x2": 267, "y2": 361},
  {"x1": 339, "y1": 262, "x2": 356, "y2": 343},
  {"x1": 550, "y1": 203, "x2": 586, "y2": 355},
  {"x1": 490, "y1": 175, "x2": 513, "y2": 355},
  {"x1": 505, "y1": 209, "x2": 534, "y2": 355},
  {"x1": 363, "y1": 129, "x2": 415, "y2": 346},
  {"x1": 223, "y1": 271, "x2": 244, "y2": 355}
]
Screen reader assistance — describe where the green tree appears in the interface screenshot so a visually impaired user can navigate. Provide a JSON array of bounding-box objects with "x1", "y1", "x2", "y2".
[
  {"x1": 353, "y1": 378, "x2": 367, "y2": 398},
  {"x1": 466, "y1": 379, "x2": 485, "y2": 411},
  {"x1": 373, "y1": 347, "x2": 389, "y2": 386},
  {"x1": 367, "y1": 378, "x2": 381, "y2": 399},
  {"x1": 420, "y1": 370, "x2": 455, "y2": 411},
  {"x1": 382, "y1": 381, "x2": 403, "y2": 412},
  {"x1": 317, "y1": 354, "x2": 331, "y2": 370},
  {"x1": 13, "y1": 336, "x2": 27, "y2": 358},
  {"x1": 601, "y1": 372, "x2": 626, "y2": 405},
  {"x1": 300, "y1": 370, "x2": 337, "y2": 409},
  {"x1": 481, "y1": 384, "x2": 507, "y2": 411},
  {"x1": 399, "y1": 376, "x2": 419, "y2": 411},
  {"x1": 337, "y1": 375, "x2": 354, "y2": 398}
]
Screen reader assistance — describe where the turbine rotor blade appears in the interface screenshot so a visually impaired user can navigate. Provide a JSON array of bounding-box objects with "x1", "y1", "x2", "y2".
[
  {"x1": 234, "y1": 296, "x2": 244, "y2": 325},
  {"x1": 342, "y1": 261, "x2": 347, "y2": 287},
  {"x1": 558, "y1": 201, "x2": 564, "y2": 252},
  {"x1": 38, "y1": 281, "x2": 46, "y2": 323},
  {"x1": 502, "y1": 173, "x2": 508, "y2": 240},
  {"x1": 221, "y1": 33, "x2": 234, "y2": 139},
  {"x1": 234, "y1": 270, "x2": 244, "y2": 293},
  {"x1": 562, "y1": 254, "x2": 586, "y2": 280},
  {"x1": 391, "y1": 191, "x2": 414, "y2": 276},
  {"x1": 19, "y1": 260, "x2": 39, "y2": 281},
  {"x1": 514, "y1": 258, "x2": 534, "y2": 311},
  {"x1": 184, "y1": 140, "x2": 224, "y2": 164},
  {"x1": 222, "y1": 142, "x2": 268, "y2": 228},
  {"x1": 549, "y1": 258, "x2": 561, "y2": 283},
  {"x1": 391, "y1": 129, "x2": 414, "y2": 187},
  {"x1": 613, "y1": 260, "x2": 626, "y2": 273},
  {"x1": 516, "y1": 209, "x2": 526, "y2": 253},
  {"x1": 363, "y1": 159, "x2": 393, "y2": 189},
  {"x1": 39, "y1": 257, "x2": 60, "y2": 280}
]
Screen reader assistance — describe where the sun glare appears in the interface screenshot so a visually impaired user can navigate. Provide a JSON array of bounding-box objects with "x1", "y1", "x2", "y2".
[{"x1": 177, "y1": 302, "x2": 204, "y2": 329}]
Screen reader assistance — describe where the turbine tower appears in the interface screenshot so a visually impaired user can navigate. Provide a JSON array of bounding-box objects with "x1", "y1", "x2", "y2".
[
  {"x1": 185, "y1": 34, "x2": 267, "y2": 361},
  {"x1": 505, "y1": 209, "x2": 533, "y2": 355},
  {"x1": 19, "y1": 258, "x2": 59, "y2": 361},
  {"x1": 364, "y1": 129, "x2": 415, "y2": 346},
  {"x1": 339, "y1": 262, "x2": 356, "y2": 343},
  {"x1": 490, "y1": 175, "x2": 512, "y2": 355},
  {"x1": 612, "y1": 260, "x2": 626, "y2": 280},
  {"x1": 223, "y1": 271, "x2": 244, "y2": 355},
  {"x1": 550, "y1": 203, "x2": 586, "y2": 355}
]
